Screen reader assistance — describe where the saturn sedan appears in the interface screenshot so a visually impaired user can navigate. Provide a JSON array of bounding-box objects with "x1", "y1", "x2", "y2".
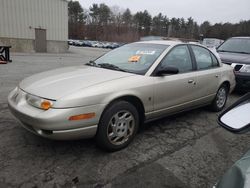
[{"x1": 8, "y1": 40, "x2": 236, "y2": 151}]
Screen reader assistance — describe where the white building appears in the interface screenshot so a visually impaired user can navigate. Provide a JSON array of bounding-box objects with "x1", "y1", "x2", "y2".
[{"x1": 0, "y1": 0, "x2": 68, "y2": 53}]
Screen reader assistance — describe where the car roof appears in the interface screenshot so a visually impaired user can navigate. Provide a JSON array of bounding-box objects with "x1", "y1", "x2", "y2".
[
  {"x1": 136, "y1": 40, "x2": 182, "y2": 46},
  {"x1": 231, "y1": 36, "x2": 250, "y2": 39},
  {"x1": 203, "y1": 38, "x2": 223, "y2": 40}
]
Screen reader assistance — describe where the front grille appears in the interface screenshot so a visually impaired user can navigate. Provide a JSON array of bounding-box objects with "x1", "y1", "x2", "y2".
[{"x1": 234, "y1": 64, "x2": 243, "y2": 71}]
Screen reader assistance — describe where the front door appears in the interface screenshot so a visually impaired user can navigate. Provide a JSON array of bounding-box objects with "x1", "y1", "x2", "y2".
[
  {"x1": 153, "y1": 45, "x2": 197, "y2": 117},
  {"x1": 35, "y1": 28, "x2": 46, "y2": 52}
]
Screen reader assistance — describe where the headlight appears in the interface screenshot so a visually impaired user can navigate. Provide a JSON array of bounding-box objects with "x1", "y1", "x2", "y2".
[
  {"x1": 26, "y1": 94, "x2": 53, "y2": 110},
  {"x1": 239, "y1": 65, "x2": 250, "y2": 73}
]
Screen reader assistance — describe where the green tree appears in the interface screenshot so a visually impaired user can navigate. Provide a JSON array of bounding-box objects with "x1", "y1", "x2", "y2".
[
  {"x1": 69, "y1": 2, "x2": 250, "y2": 42},
  {"x1": 200, "y1": 21, "x2": 211, "y2": 37},
  {"x1": 68, "y1": 1, "x2": 85, "y2": 23},
  {"x1": 89, "y1": 3, "x2": 111, "y2": 25},
  {"x1": 68, "y1": 0, "x2": 86, "y2": 39},
  {"x1": 134, "y1": 10, "x2": 152, "y2": 35},
  {"x1": 152, "y1": 13, "x2": 166, "y2": 36},
  {"x1": 186, "y1": 17, "x2": 194, "y2": 38},
  {"x1": 122, "y1": 8, "x2": 132, "y2": 26},
  {"x1": 99, "y1": 3, "x2": 111, "y2": 25},
  {"x1": 89, "y1": 3, "x2": 99, "y2": 24}
]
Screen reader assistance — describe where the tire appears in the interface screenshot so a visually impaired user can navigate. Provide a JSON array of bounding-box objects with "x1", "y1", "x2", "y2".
[
  {"x1": 210, "y1": 84, "x2": 229, "y2": 112},
  {"x1": 96, "y1": 101, "x2": 139, "y2": 152}
]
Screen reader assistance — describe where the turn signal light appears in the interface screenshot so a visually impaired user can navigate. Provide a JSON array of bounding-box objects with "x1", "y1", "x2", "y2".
[
  {"x1": 69, "y1": 113, "x2": 95, "y2": 121},
  {"x1": 41, "y1": 100, "x2": 52, "y2": 110}
]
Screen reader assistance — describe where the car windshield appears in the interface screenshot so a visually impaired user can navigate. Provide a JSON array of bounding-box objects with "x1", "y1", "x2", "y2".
[
  {"x1": 92, "y1": 43, "x2": 168, "y2": 74},
  {"x1": 217, "y1": 38, "x2": 250, "y2": 54}
]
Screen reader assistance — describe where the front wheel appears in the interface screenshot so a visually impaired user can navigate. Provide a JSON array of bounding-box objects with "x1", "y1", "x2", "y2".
[
  {"x1": 96, "y1": 101, "x2": 139, "y2": 152},
  {"x1": 210, "y1": 84, "x2": 229, "y2": 112}
]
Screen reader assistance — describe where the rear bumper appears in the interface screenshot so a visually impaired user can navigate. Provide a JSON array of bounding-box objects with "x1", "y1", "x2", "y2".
[{"x1": 8, "y1": 88, "x2": 105, "y2": 140}]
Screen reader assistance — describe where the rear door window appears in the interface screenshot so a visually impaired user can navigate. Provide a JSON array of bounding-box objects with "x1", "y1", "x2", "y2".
[{"x1": 191, "y1": 46, "x2": 214, "y2": 70}]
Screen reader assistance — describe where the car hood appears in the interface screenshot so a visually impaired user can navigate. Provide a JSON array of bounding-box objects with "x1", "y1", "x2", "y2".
[
  {"x1": 19, "y1": 65, "x2": 134, "y2": 100},
  {"x1": 218, "y1": 52, "x2": 250, "y2": 64}
]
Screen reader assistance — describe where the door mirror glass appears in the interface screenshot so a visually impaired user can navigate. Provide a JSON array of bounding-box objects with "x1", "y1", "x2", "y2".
[
  {"x1": 157, "y1": 66, "x2": 179, "y2": 76},
  {"x1": 218, "y1": 93, "x2": 250, "y2": 133}
]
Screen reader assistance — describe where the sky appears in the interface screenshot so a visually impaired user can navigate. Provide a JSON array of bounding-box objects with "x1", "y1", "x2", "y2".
[{"x1": 78, "y1": 0, "x2": 250, "y2": 24}]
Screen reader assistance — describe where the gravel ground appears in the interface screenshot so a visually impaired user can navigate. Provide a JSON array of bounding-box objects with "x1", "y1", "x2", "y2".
[{"x1": 0, "y1": 46, "x2": 249, "y2": 188}]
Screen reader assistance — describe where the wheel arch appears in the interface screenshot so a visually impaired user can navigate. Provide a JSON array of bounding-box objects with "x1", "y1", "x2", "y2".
[
  {"x1": 101, "y1": 95, "x2": 146, "y2": 125},
  {"x1": 220, "y1": 80, "x2": 230, "y2": 91}
]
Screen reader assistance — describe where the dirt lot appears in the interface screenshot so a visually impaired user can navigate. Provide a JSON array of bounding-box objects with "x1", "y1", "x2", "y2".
[{"x1": 0, "y1": 46, "x2": 249, "y2": 188}]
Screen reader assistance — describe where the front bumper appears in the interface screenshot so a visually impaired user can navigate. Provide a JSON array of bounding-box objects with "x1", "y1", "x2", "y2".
[{"x1": 8, "y1": 88, "x2": 106, "y2": 140}]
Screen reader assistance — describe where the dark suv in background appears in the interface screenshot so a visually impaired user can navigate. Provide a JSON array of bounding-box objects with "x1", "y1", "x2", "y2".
[{"x1": 217, "y1": 37, "x2": 250, "y2": 91}]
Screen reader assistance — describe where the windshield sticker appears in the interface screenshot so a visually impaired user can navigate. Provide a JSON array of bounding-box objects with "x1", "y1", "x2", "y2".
[
  {"x1": 136, "y1": 50, "x2": 156, "y2": 55},
  {"x1": 128, "y1": 55, "x2": 141, "y2": 62}
]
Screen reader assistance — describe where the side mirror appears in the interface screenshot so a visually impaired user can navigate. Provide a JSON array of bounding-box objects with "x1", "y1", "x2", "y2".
[
  {"x1": 218, "y1": 93, "x2": 250, "y2": 133},
  {"x1": 156, "y1": 66, "x2": 179, "y2": 76}
]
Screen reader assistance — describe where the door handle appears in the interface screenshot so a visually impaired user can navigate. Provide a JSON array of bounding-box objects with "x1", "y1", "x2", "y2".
[
  {"x1": 215, "y1": 75, "x2": 219, "y2": 78},
  {"x1": 188, "y1": 80, "x2": 196, "y2": 85}
]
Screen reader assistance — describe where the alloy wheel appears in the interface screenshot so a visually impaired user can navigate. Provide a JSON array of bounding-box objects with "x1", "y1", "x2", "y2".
[
  {"x1": 216, "y1": 87, "x2": 227, "y2": 108},
  {"x1": 107, "y1": 110, "x2": 135, "y2": 146}
]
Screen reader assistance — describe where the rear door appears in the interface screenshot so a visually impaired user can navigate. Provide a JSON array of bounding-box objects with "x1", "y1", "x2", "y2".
[
  {"x1": 190, "y1": 45, "x2": 221, "y2": 104},
  {"x1": 152, "y1": 45, "x2": 197, "y2": 117}
]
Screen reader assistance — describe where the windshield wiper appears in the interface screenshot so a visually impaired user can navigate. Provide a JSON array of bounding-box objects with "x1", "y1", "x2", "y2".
[
  {"x1": 86, "y1": 60, "x2": 99, "y2": 67},
  {"x1": 234, "y1": 51, "x2": 250, "y2": 54},
  {"x1": 98, "y1": 63, "x2": 127, "y2": 72},
  {"x1": 86, "y1": 62, "x2": 129, "y2": 72}
]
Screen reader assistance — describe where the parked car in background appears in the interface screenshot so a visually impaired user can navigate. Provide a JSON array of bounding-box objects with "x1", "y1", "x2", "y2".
[
  {"x1": 216, "y1": 92, "x2": 250, "y2": 188},
  {"x1": 79, "y1": 40, "x2": 92, "y2": 47},
  {"x1": 202, "y1": 38, "x2": 224, "y2": 49},
  {"x1": 68, "y1": 39, "x2": 74, "y2": 45},
  {"x1": 217, "y1": 37, "x2": 250, "y2": 91},
  {"x1": 8, "y1": 40, "x2": 235, "y2": 151},
  {"x1": 68, "y1": 39, "x2": 80, "y2": 46},
  {"x1": 73, "y1": 40, "x2": 83, "y2": 46},
  {"x1": 68, "y1": 39, "x2": 122, "y2": 49},
  {"x1": 91, "y1": 41, "x2": 102, "y2": 48},
  {"x1": 102, "y1": 42, "x2": 110, "y2": 48},
  {"x1": 109, "y1": 42, "x2": 120, "y2": 49}
]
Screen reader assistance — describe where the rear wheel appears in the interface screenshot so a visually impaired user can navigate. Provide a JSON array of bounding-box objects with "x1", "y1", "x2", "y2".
[
  {"x1": 96, "y1": 101, "x2": 139, "y2": 151},
  {"x1": 210, "y1": 84, "x2": 229, "y2": 112}
]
